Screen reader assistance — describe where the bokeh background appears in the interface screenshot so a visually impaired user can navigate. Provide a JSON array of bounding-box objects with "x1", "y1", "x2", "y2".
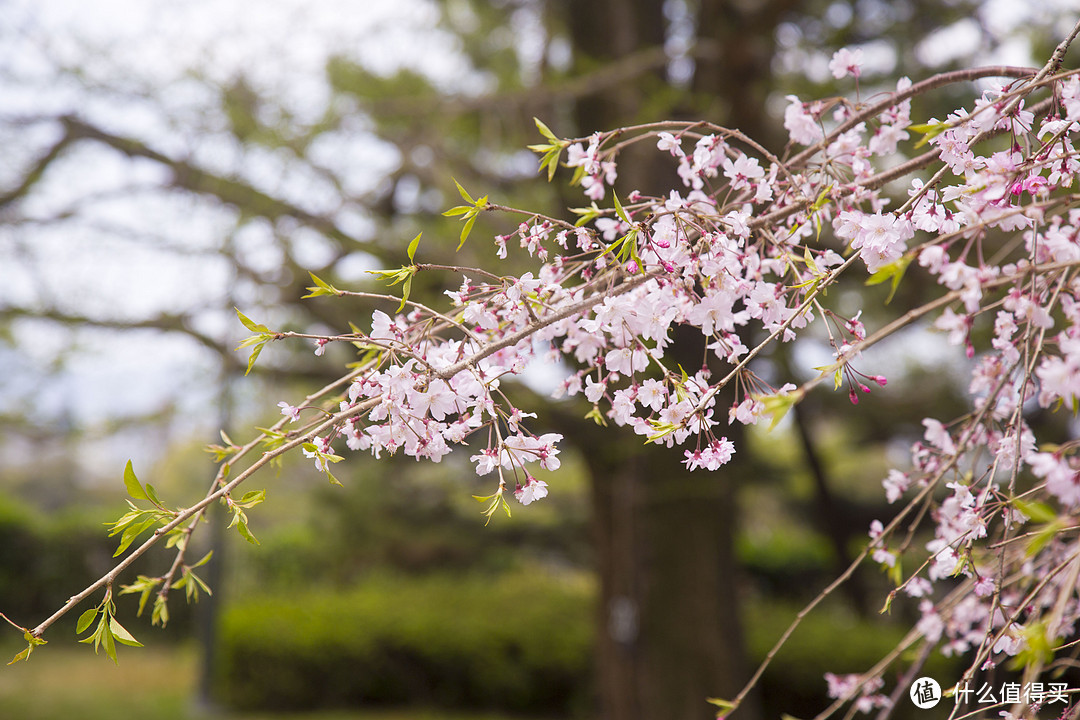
[{"x1": 1, "y1": 1, "x2": 1078, "y2": 719}]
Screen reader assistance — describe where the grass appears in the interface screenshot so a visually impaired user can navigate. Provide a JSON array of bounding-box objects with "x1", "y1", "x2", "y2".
[
  {"x1": 0, "y1": 644, "x2": 561, "y2": 720},
  {"x1": 0, "y1": 644, "x2": 195, "y2": 720}
]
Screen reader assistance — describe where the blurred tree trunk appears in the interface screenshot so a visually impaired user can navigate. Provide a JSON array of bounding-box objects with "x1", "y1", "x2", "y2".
[{"x1": 553, "y1": 2, "x2": 800, "y2": 718}]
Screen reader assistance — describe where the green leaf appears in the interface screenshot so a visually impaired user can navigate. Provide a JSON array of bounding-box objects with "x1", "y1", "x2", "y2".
[
  {"x1": 190, "y1": 571, "x2": 213, "y2": 597},
  {"x1": 612, "y1": 192, "x2": 631, "y2": 224},
  {"x1": 802, "y1": 245, "x2": 821, "y2": 276},
  {"x1": 243, "y1": 338, "x2": 267, "y2": 376},
  {"x1": 143, "y1": 483, "x2": 162, "y2": 507},
  {"x1": 164, "y1": 529, "x2": 187, "y2": 550},
  {"x1": 76, "y1": 608, "x2": 99, "y2": 635},
  {"x1": 909, "y1": 120, "x2": 947, "y2": 148},
  {"x1": 534, "y1": 116, "x2": 558, "y2": 142},
  {"x1": 406, "y1": 231, "x2": 421, "y2": 262},
  {"x1": 236, "y1": 520, "x2": 260, "y2": 546},
  {"x1": 543, "y1": 147, "x2": 561, "y2": 181},
  {"x1": 887, "y1": 556, "x2": 903, "y2": 586},
  {"x1": 237, "y1": 489, "x2": 266, "y2": 507},
  {"x1": 8, "y1": 646, "x2": 31, "y2": 665},
  {"x1": 864, "y1": 253, "x2": 913, "y2": 304},
  {"x1": 103, "y1": 619, "x2": 117, "y2": 663},
  {"x1": 303, "y1": 272, "x2": 342, "y2": 299},
  {"x1": 122, "y1": 460, "x2": 146, "y2": 501},
  {"x1": 398, "y1": 274, "x2": 413, "y2": 313},
  {"x1": 119, "y1": 575, "x2": 162, "y2": 617},
  {"x1": 8, "y1": 633, "x2": 46, "y2": 665},
  {"x1": 645, "y1": 419, "x2": 680, "y2": 444},
  {"x1": 584, "y1": 405, "x2": 608, "y2": 427},
  {"x1": 1025, "y1": 520, "x2": 1064, "y2": 557},
  {"x1": 452, "y1": 177, "x2": 474, "y2": 204},
  {"x1": 152, "y1": 596, "x2": 169, "y2": 627},
  {"x1": 707, "y1": 698, "x2": 736, "y2": 712},
  {"x1": 810, "y1": 184, "x2": 834, "y2": 212},
  {"x1": 758, "y1": 389, "x2": 805, "y2": 431},
  {"x1": 234, "y1": 308, "x2": 269, "y2": 334},
  {"x1": 570, "y1": 203, "x2": 602, "y2": 227},
  {"x1": 109, "y1": 616, "x2": 142, "y2": 648},
  {"x1": 460, "y1": 213, "x2": 478, "y2": 250},
  {"x1": 1013, "y1": 499, "x2": 1057, "y2": 524},
  {"x1": 113, "y1": 516, "x2": 157, "y2": 557}
]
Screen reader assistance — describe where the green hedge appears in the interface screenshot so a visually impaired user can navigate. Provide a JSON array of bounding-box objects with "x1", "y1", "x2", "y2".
[
  {"x1": 218, "y1": 570, "x2": 955, "y2": 719},
  {"x1": 0, "y1": 493, "x2": 194, "y2": 638},
  {"x1": 217, "y1": 571, "x2": 595, "y2": 715}
]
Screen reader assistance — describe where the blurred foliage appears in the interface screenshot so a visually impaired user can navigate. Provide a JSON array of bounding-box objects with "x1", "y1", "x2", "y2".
[
  {"x1": 221, "y1": 437, "x2": 591, "y2": 593},
  {"x1": 217, "y1": 570, "x2": 595, "y2": 715},
  {"x1": 0, "y1": 490, "x2": 195, "y2": 639},
  {"x1": 0, "y1": 646, "x2": 195, "y2": 720},
  {"x1": 0, "y1": 644, "x2": 552, "y2": 720},
  {"x1": 217, "y1": 568, "x2": 952, "y2": 719}
]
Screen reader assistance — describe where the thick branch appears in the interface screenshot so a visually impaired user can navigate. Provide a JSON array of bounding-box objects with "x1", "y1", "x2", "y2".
[{"x1": 56, "y1": 116, "x2": 372, "y2": 254}]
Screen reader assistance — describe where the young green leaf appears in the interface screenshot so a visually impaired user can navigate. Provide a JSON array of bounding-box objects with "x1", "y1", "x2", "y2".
[
  {"x1": 122, "y1": 460, "x2": 146, "y2": 501},
  {"x1": 612, "y1": 192, "x2": 631, "y2": 224},
  {"x1": 758, "y1": 389, "x2": 805, "y2": 431},
  {"x1": 190, "y1": 550, "x2": 214, "y2": 569},
  {"x1": 113, "y1": 516, "x2": 157, "y2": 557},
  {"x1": 8, "y1": 632, "x2": 46, "y2": 665},
  {"x1": 398, "y1": 274, "x2": 413, "y2": 312},
  {"x1": 302, "y1": 272, "x2": 343, "y2": 299},
  {"x1": 865, "y1": 253, "x2": 913, "y2": 304},
  {"x1": 570, "y1": 203, "x2": 602, "y2": 227},
  {"x1": 76, "y1": 608, "x2": 99, "y2": 635},
  {"x1": 152, "y1": 596, "x2": 169, "y2": 627},
  {"x1": 584, "y1": 405, "x2": 608, "y2": 426},
  {"x1": 234, "y1": 308, "x2": 269, "y2": 334},
  {"x1": 406, "y1": 231, "x2": 421, "y2": 262},
  {"x1": 236, "y1": 520, "x2": 260, "y2": 546},
  {"x1": 452, "y1": 177, "x2": 474, "y2": 204},
  {"x1": 909, "y1": 120, "x2": 947, "y2": 148},
  {"x1": 810, "y1": 183, "x2": 834, "y2": 212},
  {"x1": 190, "y1": 571, "x2": 212, "y2": 597},
  {"x1": 534, "y1": 116, "x2": 558, "y2": 142},
  {"x1": 108, "y1": 616, "x2": 142, "y2": 648},
  {"x1": 103, "y1": 619, "x2": 117, "y2": 663},
  {"x1": 459, "y1": 211, "x2": 478, "y2": 250},
  {"x1": 237, "y1": 489, "x2": 266, "y2": 508},
  {"x1": 143, "y1": 483, "x2": 162, "y2": 508},
  {"x1": 242, "y1": 338, "x2": 267, "y2": 376}
]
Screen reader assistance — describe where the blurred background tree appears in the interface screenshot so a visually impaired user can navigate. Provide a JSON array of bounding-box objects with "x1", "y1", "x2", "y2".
[{"x1": 1, "y1": 1, "x2": 1077, "y2": 719}]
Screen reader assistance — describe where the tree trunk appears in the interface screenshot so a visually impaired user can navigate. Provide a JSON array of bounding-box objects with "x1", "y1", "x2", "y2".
[
  {"x1": 583, "y1": 418, "x2": 748, "y2": 720},
  {"x1": 549, "y1": 1, "x2": 805, "y2": 717}
]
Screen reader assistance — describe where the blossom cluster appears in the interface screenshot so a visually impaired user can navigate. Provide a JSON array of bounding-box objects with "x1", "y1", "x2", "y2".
[{"x1": 261, "y1": 36, "x2": 1080, "y2": 718}]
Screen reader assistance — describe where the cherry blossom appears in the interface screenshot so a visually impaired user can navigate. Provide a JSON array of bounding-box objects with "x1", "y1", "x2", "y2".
[{"x1": 46, "y1": 23, "x2": 1080, "y2": 720}]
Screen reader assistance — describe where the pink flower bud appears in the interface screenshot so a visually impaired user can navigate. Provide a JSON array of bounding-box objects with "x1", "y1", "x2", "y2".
[
  {"x1": 873, "y1": 375, "x2": 888, "y2": 387},
  {"x1": 626, "y1": 260, "x2": 639, "y2": 274},
  {"x1": 849, "y1": 388, "x2": 859, "y2": 404}
]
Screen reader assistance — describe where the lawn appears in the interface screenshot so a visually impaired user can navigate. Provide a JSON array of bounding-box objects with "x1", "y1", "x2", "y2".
[{"x1": 0, "y1": 644, "x2": 561, "y2": 720}]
